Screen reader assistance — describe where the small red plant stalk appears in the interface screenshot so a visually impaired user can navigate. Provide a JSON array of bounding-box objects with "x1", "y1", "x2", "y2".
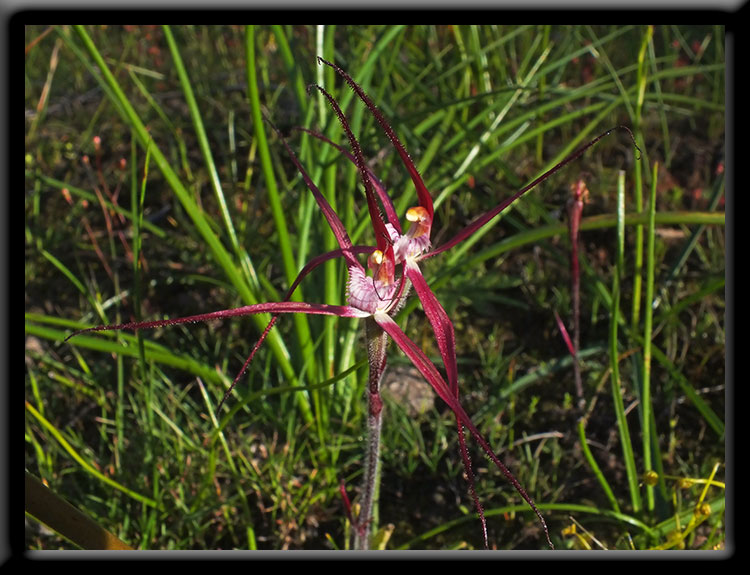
[
  {"x1": 66, "y1": 58, "x2": 640, "y2": 550},
  {"x1": 557, "y1": 178, "x2": 590, "y2": 407},
  {"x1": 568, "y1": 179, "x2": 588, "y2": 404}
]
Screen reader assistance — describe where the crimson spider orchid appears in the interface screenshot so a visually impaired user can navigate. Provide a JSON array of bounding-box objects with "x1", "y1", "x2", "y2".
[{"x1": 66, "y1": 57, "x2": 639, "y2": 550}]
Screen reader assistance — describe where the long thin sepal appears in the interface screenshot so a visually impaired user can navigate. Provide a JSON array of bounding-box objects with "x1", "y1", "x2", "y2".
[
  {"x1": 403, "y1": 263, "x2": 488, "y2": 547},
  {"x1": 318, "y1": 57, "x2": 434, "y2": 219},
  {"x1": 217, "y1": 245, "x2": 378, "y2": 412},
  {"x1": 292, "y1": 126, "x2": 401, "y2": 234},
  {"x1": 425, "y1": 126, "x2": 641, "y2": 261},
  {"x1": 66, "y1": 301, "x2": 370, "y2": 341},
  {"x1": 309, "y1": 83, "x2": 392, "y2": 255},
  {"x1": 457, "y1": 423, "x2": 488, "y2": 549},
  {"x1": 266, "y1": 115, "x2": 360, "y2": 267},
  {"x1": 404, "y1": 263, "x2": 458, "y2": 394},
  {"x1": 374, "y1": 313, "x2": 553, "y2": 548}
]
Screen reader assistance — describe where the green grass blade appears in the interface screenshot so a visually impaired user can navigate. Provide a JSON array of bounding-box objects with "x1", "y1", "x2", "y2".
[
  {"x1": 162, "y1": 25, "x2": 244, "y2": 269},
  {"x1": 641, "y1": 161, "x2": 658, "y2": 514},
  {"x1": 578, "y1": 418, "x2": 621, "y2": 514},
  {"x1": 245, "y1": 24, "x2": 315, "y2": 424},
  {"x1": 610, "y1": 170, "x2": 642, "y2": 515},
  {"x1": 26, "y1": 402, "x2": 162, "y2": 510}
]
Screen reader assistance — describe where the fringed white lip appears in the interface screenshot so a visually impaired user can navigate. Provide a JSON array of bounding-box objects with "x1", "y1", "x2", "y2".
[{"x1": 346, "y1": 265, "x2": 399, "y2": 315}]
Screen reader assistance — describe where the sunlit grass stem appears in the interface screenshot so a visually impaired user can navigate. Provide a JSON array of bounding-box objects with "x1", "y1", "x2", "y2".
[
  {"x1": 641, "y1": 161, "x2": 659, "y2": 514},
  {"x1": 610, "y1": 170, "x2": 642, "y2": 515},
  {"x1": 245, "y1": 25, "x2": 318, "y2": 426},
  {"x1": 629, "y1": 26, "x2": 654, "y2": 334}
]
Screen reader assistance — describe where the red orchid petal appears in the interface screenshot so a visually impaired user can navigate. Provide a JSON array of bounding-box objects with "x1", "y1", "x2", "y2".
[
  {"x1": 310, "y1": 83, "x2": 392, "y2": 257},
  {"x1": 403, "y1": 263, "x2": 487, "y2": 547},
  {"x1": 425, "y1": 126, "x2": 640, "y2": 261},
  {"x1": 404, "y1": 263, "x2": 458, "y2": 395},
  {"x1": 216, "y1": 313, "x2": 281, "y2": 413},
  {"x1": 382, "y1": 243, "x2": 397, "y2": 285},
  {"x1": 373, "y1": 313, "x2": 553, "y2": 548},
  {"x1": 456, "y1": 424, "x2": 488, "y2": 548},
  {"x1": 293, "y1": 126, "x2": 402, "y2": 235},
  {"x1": 318, "y1": 57, "x2": 434, "y2": 220},
  {"x1": 66, "y1": 301, "x2": 370, "y2": 341},
  {"x1": 373, "y1": 314, "x2": 451, "y2": 405},
  {"x1": 69, "y1": 296, "x2": 371, "y2": 416},
  {"x1": 267, "y1": 116, "x2": 359, "y2": 266},
  {"x1": 287, "y1": 245, "x2": 376, "y2": 301}
]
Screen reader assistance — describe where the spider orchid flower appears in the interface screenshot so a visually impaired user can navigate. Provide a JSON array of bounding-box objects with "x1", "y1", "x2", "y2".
[
  {"x1": 306, "y1": 57, "x2": 638, "y2": 548},
  {"x1": 311, "y1": 57, "x2": 637, "y2": 404},
  {"x1": 66, "y1": 57, "x2": 639, "y2": 550}
]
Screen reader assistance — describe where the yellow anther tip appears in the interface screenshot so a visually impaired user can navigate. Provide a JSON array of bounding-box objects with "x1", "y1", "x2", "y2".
[
  {"x1": 369, "y1": 250, "x2": 384, "y2": 265},
  {"x1": 406, "y1": 206, "x2": 428, "y2": 222}
]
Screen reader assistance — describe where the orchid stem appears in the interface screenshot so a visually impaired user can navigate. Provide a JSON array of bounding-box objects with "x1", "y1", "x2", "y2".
[{"x1": 355, "y1": 317, "x2": 389, "y2": 550}]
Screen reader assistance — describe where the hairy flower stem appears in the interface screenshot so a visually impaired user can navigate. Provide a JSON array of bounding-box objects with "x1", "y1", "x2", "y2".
[
  {"x1": 354, "y1": 317, "x2": 389, "y2": 550},
  {"x1": 567, "y1": 180, "x2": 587, "y2": 408}
]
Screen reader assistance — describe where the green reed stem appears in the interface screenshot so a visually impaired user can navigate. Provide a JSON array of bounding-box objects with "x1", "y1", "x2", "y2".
[
  {"x1": 630, "y1": 25, "x2": 653, "y2": 332},
  {"x1": 245, "y1": 25, "x2": 316, "y2": 425},
  {"x1": 163, "y1": 25, "x2": 242, "y2": 263},
  {"x1": 610, "y1": 170, "x2": 642, "y2": 515},
  {"x1": 578, "y1": 417, "x2": 621, "y2": 513},
  {"x1": 641, "y1": 161, "x2": 659, "y2": 514}
]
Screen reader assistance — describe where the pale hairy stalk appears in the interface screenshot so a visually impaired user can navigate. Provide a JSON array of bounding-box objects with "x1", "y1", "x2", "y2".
[{"x1": 354, "y1": 317, "x2": 389, "y2": 550}]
